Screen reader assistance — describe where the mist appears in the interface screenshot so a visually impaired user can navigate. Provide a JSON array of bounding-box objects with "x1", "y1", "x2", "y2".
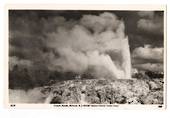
[
  {"x1": 9, "y1": 88, "x2": 46, "y2": 103},
  {"x1": 10, "y1": 12, "x2": 131, "y2": 80}
]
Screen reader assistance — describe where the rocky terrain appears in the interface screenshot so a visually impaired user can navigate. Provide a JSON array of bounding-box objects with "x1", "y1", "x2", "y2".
[{"x1": 40, "y1": 78, "x2": 164, "y2": 104}]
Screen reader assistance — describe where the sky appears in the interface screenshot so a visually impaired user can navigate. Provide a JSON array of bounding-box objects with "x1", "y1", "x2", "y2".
[{"x1": 9, "y1": 10, "x2": 164, "y2": 73}]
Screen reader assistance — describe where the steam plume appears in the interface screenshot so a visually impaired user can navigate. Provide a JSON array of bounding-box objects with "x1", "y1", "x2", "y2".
[
  {"x1": 45, "y1": 12, "x2": 131, "y2": 79},
  {"x1": 10, "y1": 12, "x2": 131, "y2": 79}
]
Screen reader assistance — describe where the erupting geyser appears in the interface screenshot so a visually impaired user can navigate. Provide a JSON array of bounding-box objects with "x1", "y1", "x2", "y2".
[
  {"x1": 9, "y1": 11, "x2": 134, "y2": 104},
  {"x1": 121, "y1": 36, "x2": 131, "y2": 79},
  {"x1": 46, "y1": 12, "x2": 132, "y2": 79},
  {"x1": 9, "y1": 12, "x2": 132, "y2": 80},
  {"x1": 9, "y1": 10, "x2": 164, "y2": 104}
]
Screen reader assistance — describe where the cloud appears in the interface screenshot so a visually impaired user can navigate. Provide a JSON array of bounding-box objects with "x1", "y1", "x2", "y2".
[
  {"x1": 133, "y1": 63, "x2": 163, "y2": 72},
  {"x1": 137, "y1": 19, "x2": 163, "y2": 34},
  {"x1": 132, "y1": 44, "x2": 163, "y2": 72},
  {"x1": 9, "y1": 56, "x2": 33, "y2": 70},
  {"x1": 137, "y1": 11, "x2": 163, "y2": 34},
  {"x1": 80, "y1": 12, "x2": 123, "y2": 36},
  {"x1": 132, "y1": 44, "x2": 163, "y2": 63},
  {"x1": 9, "y1": 11, "x2": 131, "y2": 79},
  {"x1": 138, "y1": 11, "x2": 154, "y2": 19}
]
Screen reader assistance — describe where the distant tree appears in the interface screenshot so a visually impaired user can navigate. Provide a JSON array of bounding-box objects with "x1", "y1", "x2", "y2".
[
  {"x1": 132, "y1": 72, "x2": 150, "y2": 80},
  {"x1": 21, "y1": 68, "x2": 34, "y2": 90},
  {"x1": 9, "y1": 65, "x2": 34, "y2": 90},
  {"x1": 9, "y1": 64, "x2": 20, "y2": 89},
  {"x1": 145, "y1": 71, "x2": 164, "y2": 79}
]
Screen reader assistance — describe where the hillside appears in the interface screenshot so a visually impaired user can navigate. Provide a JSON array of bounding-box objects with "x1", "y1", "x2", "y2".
[{"x1": 40, "y1": 78, "x2": 163, "y2": 104}]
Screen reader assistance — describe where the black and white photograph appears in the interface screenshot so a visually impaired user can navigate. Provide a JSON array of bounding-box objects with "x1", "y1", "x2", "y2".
[{"x1": 8, "y1": 6, "x2": 166, "y2": 107}]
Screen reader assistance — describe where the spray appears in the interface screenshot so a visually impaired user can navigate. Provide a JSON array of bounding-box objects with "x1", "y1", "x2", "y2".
[{"x1": 121, "y1": 36, "x2": 131, "y2": 79}]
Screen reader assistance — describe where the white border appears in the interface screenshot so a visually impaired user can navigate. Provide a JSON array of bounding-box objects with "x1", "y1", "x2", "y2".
[
  {"x1": 4, "y1": 4, "x2": 167, "y2": 109},
  {"x1": 6, "y1": 4, "x2": 166, "y2": 10}
]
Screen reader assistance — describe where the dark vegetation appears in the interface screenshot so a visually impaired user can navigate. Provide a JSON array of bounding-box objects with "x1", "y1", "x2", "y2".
[
  {"x1": 9, "y1": 64, "x2": 95, "y2": 90},
  {"x1": 132, "y1": 71, "x2": 163, "y2": 79},
  {"x1": 9, "y1": 65, "x2": 164, "y2": 104},
  {"x1": 9, "y1": 64, "x2": 164, "y2": 90},
  {"x1": 46, "y1": 78, "x2": 163, "y2": 104}
]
